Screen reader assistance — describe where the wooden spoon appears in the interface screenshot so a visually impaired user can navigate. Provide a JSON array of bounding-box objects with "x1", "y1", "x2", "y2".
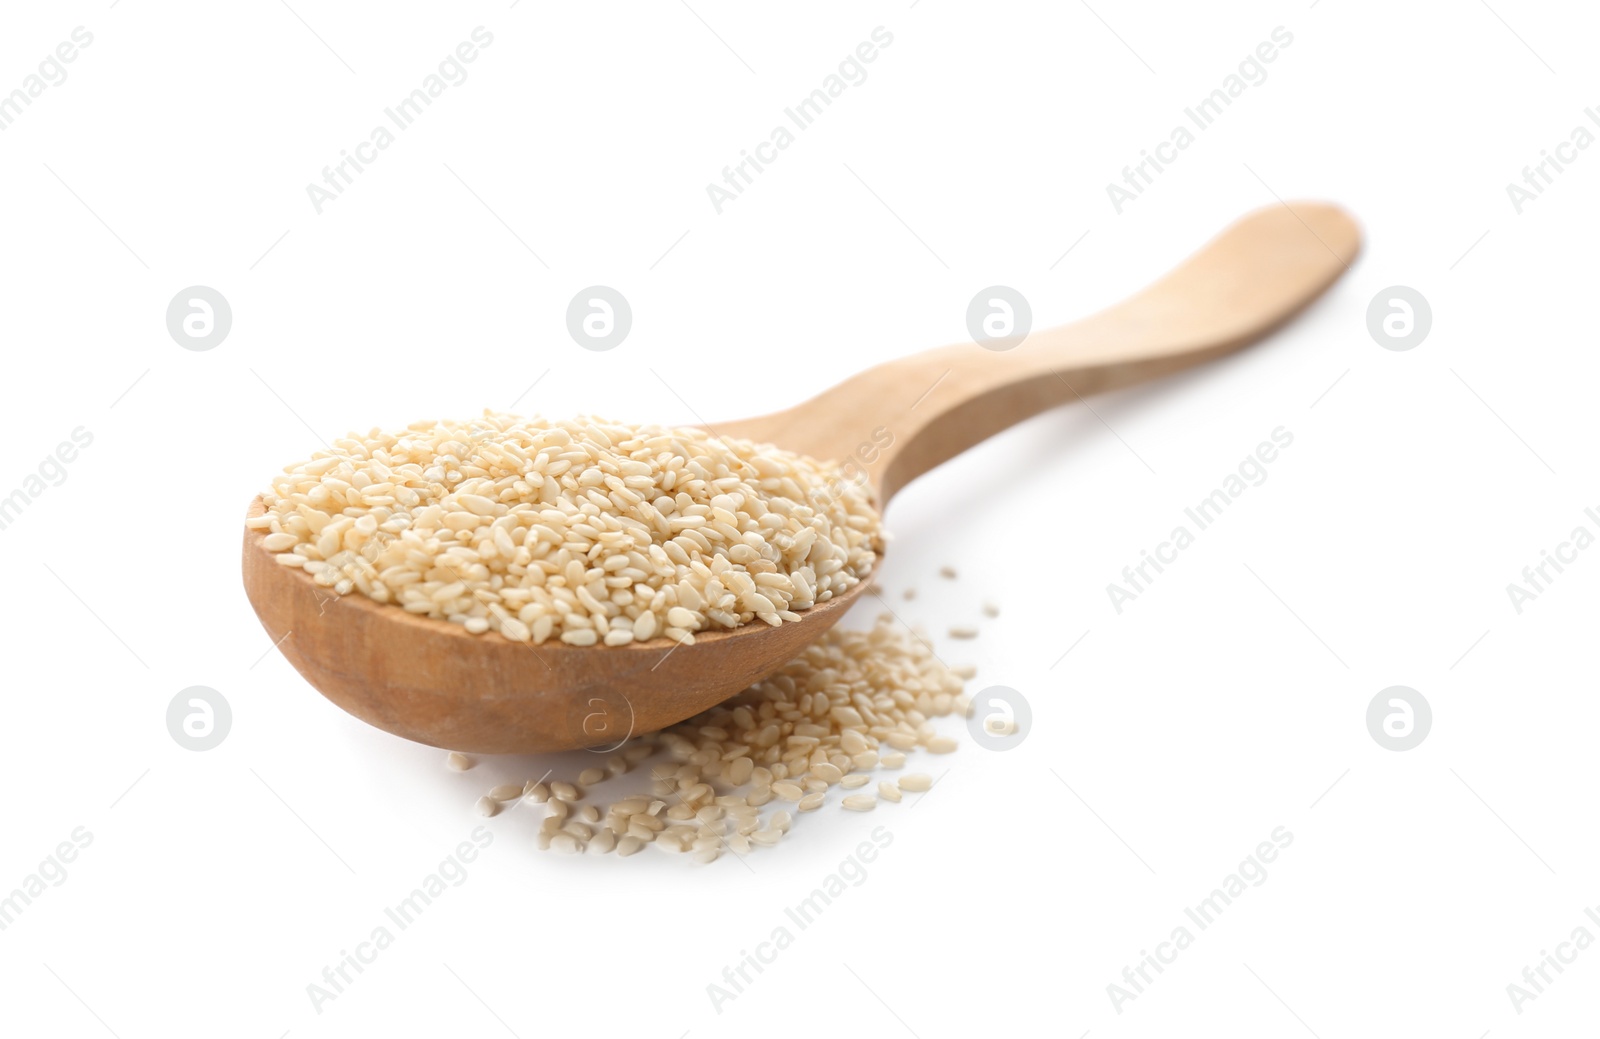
[{"x1": 242, "y1": 201, "x2": 1360, "y2": 753}]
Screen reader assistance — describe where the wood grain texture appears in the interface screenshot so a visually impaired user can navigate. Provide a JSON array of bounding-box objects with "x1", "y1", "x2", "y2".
[{"x1": 241, "y1": 201, "x2": 1360, "y2": 753}]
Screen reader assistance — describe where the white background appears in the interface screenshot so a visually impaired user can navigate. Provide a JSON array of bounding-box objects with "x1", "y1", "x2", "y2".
[{"x1": 0, "y1": 1, "x2": 1595, "y2": 1036}]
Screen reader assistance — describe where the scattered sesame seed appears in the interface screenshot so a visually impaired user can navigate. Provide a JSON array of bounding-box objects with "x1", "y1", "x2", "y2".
[{"x1": 457, "y1": 613, "x2": 976, "y2": 862}]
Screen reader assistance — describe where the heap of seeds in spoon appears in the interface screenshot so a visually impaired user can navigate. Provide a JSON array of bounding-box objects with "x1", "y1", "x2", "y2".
[{"x1": 249, "y1": 412, "x2": 882, "y2": 646}]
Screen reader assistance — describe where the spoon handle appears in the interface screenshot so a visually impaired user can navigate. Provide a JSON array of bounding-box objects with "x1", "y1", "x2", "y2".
[{"x1": 719, "y1": 202, "x2": 1360, "y2": 504}]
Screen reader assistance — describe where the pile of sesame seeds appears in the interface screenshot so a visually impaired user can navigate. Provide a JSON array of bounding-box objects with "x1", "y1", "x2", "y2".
[
  {"x1": 249, "y1": 413, "x2": 883, "y2": 646},
  {"x1": 458, "y1": 612, "x2": 975, "y2": 862}
]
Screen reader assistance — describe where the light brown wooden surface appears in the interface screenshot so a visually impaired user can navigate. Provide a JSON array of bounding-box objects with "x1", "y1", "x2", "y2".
[
  {"x1": 718, "y1": 201, "x2": 1361, "y2": 501},
  {"x1": 241, "y1": 201, "x2": 1361, "y2": 753}
]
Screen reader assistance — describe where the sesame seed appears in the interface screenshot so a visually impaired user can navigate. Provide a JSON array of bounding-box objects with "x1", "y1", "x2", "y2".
[
  {"x1": 771, "y1": 781, "x2": 805, "y2": 802},
  {"x1": 810, "y1": 762, "x2": 844, "y2": 785}
]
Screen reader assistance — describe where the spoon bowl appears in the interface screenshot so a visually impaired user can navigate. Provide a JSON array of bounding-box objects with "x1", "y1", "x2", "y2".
[
  {"x1": 242, "y1": 503, "x2": 871, "y2": 754},
  {"x1": 243, "y1": 201, "x2": 1361, "y2": 753}
]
